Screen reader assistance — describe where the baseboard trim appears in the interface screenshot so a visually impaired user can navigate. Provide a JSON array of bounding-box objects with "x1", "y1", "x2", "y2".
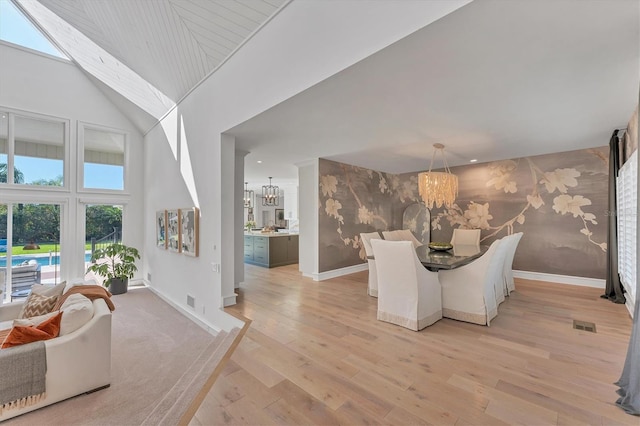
[
  {"x1": 513, "y1": 270, "x2": 605, "y2": 288},
  {"x1": 311, "y1": 263, "x2": 368, "y2": 281},
  {"x1": 145, "y1": 284, "x2": 222, "y2": 335},
  {"x1": 222, "y1": 293, "x2": 237, "y2": 307}
]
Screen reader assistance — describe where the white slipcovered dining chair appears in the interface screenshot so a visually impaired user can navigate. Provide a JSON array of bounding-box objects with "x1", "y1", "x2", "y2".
[
  {"x1": 370, "y1": 239, "x2": 442, "y2": 331},
  {"x1": 450, "y1": 228, "x2": 481, "y2": 245},
  {"x1": 381, "y1": 229, "x2": 423, "y2": 248},
  {"x1": 438, "y1": 239, "x2": 508, "y2": 326},
  {"x1": 360, "y1": 231, "x2": 383, "y2": 297},
  {"x1": 502, "y1": 232, "x2": 523, "y2": 296}
]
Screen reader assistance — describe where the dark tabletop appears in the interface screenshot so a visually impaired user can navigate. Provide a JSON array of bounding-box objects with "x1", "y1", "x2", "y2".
[{"x1": 415, "y1": 244, "x2": 489, "y2": 271}]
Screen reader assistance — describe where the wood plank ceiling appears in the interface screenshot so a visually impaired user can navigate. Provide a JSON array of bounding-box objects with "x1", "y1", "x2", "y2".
[{"x1": 36, "y1": 0, "x2": 286, "y2": 103}]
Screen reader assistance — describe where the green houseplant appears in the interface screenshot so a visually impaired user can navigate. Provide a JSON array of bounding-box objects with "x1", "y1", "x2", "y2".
[{"x1": 86, "y1": 243, "x2": 140, "y2": 295}]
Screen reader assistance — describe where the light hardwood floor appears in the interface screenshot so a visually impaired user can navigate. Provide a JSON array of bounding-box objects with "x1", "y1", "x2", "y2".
[{"x1": 191, "y1": 264, "x2": 635, "y2": 425}]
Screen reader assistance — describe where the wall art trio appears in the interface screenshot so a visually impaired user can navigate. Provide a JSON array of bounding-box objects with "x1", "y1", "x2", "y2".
[{"x1": 156, "y1": 207, "x2": 199, "y2": 257}]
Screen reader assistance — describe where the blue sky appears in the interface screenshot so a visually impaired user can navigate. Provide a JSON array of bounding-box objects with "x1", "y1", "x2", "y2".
[
  {"x1": 12, "y1": 157, "x2": 123, "y2": 189},
  {"x1": 0, "y1": 0, "x2": 64, "y2": 58}
]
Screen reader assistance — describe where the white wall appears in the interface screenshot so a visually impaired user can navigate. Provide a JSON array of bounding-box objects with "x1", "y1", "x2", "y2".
[
  {"x1": 143, "y1": 0, "x2": 470, "y2": 331},
  {"x1": 298, "y1": 160, "x2": 319, "y2": 277},
  {"x1": 0, "y1": 42, "x2": 144, "y2": 282}
]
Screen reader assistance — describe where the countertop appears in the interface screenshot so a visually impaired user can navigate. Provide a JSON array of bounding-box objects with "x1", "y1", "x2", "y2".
[{"x1": 244, "y1": 232, "x2": 298, "y2": 238}]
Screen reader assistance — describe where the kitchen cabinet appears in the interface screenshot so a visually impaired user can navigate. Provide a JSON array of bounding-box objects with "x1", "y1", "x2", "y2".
[{"x1": 244, "y1": 233, "x2": 299, "y2": 268}]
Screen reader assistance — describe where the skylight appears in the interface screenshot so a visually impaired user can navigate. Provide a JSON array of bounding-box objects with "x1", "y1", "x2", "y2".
[{"x1": 0, "y1": 0, "x2": 66, "y2": 59}]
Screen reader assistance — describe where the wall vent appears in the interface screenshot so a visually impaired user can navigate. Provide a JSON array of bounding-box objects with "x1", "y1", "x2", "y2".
[
  {"x1": 187, "y1": 294, "x2": 195, "y2": 309},
  {"x1": 573, "y1": 320, "x2": 596, "y2": 333}
]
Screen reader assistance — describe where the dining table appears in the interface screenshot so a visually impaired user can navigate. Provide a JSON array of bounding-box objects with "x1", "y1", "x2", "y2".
[{"x1": 415, "y1": 243, "x2": 489, "y2": 271}]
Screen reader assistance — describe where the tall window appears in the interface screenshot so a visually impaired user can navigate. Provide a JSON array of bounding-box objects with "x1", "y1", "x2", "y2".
[
  {"x1": 84, "y1": 204, "x2": 122, "y2": 283},
  {"x1": 617, "y1": 149, "x2": 638, "y2": 308},
  {"x1": 0, "y1": 204, "x2": 6, "y2": 300},
  {"x1": 0, "y1": 112, "x2": 7, "y2": 183},
  {"x1": 14, "y1": 115, "x2": 65, "y2": 186},
  {"x1": 0, "y1": 111, "x2": 67, "y2": 187},
  {"x1": 0, "y1": 202, "x2": 61, "y2": 304},
  {"x1": 82, "y1": 125, "x2": 125, "y2": 191}
]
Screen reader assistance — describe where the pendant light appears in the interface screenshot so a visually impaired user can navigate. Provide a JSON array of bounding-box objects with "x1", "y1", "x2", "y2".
[
  {"x1": 418, "y1": 143, "x2": 458, "y2": 209},
  {"x1": 243, "y1": 182, "x2": 254, "y2": 209},
  {"x1": 262, "y1": 177, "x2": 279, "y2": 206}
]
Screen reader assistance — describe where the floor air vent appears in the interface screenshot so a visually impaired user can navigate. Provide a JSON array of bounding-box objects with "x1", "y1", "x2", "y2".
[{"x1": 573, "y1": 320, "x2": 596, "y2": 333}]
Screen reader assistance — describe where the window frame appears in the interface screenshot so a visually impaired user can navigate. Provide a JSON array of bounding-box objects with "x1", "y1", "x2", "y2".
[
  {"x1": 617, "y1": 149, "x2": 638, "y2": 314},
  {"x1": 0, "y1": 108, "x2": 70, "y2": 191},
  {"x1": 77, "y1": 121, "x2": 129, "y2": 194}
]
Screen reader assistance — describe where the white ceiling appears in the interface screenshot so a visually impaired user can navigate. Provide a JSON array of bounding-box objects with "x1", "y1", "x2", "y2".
[
  {"x1": 229, "y1": 0, "x2": 640, "y2": 188},
  {"x1": 18, "y1": 0, "x2": 286, "y2": 132},
  {"x1": 15, "y1": 0, "x2": 639, "y2": 191},
  {"x1": 36, "y1": 0, "x2": 286, "y2": 102}
]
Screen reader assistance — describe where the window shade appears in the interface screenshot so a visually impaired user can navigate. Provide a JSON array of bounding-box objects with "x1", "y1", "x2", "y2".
[{"x1": 617, "y1": 149, "x2": 638, "y2": 304}]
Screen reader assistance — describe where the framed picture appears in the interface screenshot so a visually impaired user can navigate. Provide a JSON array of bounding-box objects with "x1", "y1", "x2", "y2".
[
  {"x1": 275, "y1": 208, "x2": 286, "y2": 227},
  {"x1": 167, "y1": 209, "x2": 181, "y2": 253},
  {"x1": 180, "y1": 207, "x2": 199, "y2": 257},
  {"x1": 156, "y1": 210, "x2": 167, "y2": 249}
]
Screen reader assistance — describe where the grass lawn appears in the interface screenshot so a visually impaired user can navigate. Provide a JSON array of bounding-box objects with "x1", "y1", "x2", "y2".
[{"x1": 2, "y1": 243, "x2": 92, "y2": 256}]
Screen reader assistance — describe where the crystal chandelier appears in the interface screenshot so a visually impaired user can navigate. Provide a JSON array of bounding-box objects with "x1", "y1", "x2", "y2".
[
  {"x1": 262, "y1": 177, "x2": 279, "y2": 206},
  {"x1": 418, "y1": 143, "x2": 458, "y2": 209},
  {"x1": 243, "y1": 182, "x2": 254, "y2": 209}
]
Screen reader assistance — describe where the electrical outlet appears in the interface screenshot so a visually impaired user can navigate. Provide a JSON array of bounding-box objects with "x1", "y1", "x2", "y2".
[
  {"x1": 211, "y1": 263, "x2": 220, "y2": 273},
  {"x1": 147, "y1": 272, "x2": 152, "y2": 282},
  {"x1": 187, "y1": 294, "x2": 195, "y2": 308}
]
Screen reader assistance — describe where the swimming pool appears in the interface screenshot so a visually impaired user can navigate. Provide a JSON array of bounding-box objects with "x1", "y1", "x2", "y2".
[{"x1": 0, "y1": 253, "x2": 91, "y2": 268}]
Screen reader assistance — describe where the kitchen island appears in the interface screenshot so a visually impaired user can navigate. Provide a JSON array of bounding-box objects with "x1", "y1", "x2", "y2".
[{"x1": 244, "y1": 232, "x2": 299, "y2": 268}]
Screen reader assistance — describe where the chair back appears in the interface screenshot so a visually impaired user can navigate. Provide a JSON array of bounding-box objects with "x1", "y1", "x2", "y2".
[
  {"x1": 502, "y1": 232, "x2": 523, "y2": 295},
  {"x1": 490, "y1": 238, "x2": 511, "y2": 305},
  {"x1": 439, "y1": 238, "x2": 503, "y2": 325},
  {"x1": 360, "y1": 232, "x2": 382, "y2": 257},
  {"x1": 450, "y1": 228, "x2": 481, "y2": 245},
  {"x1": 371, "y1": 240, "x2": 419, "y2": 301},
  {"x1": 382, "y1": 229, "x2": 423, "y2": 248}
]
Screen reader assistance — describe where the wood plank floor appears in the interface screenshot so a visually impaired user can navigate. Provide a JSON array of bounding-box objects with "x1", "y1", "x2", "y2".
[{"x1": 190, "y1": 264, "x2": 636, "y2": 425}]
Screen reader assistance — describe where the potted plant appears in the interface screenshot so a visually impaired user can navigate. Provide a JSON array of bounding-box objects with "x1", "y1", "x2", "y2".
[{"x1": 86, "y1": 243, "x2": 140, "y2": 295}]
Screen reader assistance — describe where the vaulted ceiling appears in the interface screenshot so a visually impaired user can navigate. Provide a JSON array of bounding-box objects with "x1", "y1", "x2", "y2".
[
  {"x1": 37, "y1": 0, "x2": 285, "y2": 102},
  {"x1": 15, "y1": 0, "x2": 285, "y2": 131},
  {"x1": 10, "y1": 0, "x2": 640, "y2": 189}
]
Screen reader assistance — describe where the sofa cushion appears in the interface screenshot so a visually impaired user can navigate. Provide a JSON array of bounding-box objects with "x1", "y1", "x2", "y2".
[
  {"x1": 13, "y1": 311, "x2": 60, "y2": 328},
  {"x1": 59, "y1": 294, "x2": 94, "y2": 336},
  {"x1": 18, "y1": 282, "x2": 66, "y2": 318},
  {"x1": 20, "y1": 293, "x2": 59, "y2": 318},
  {"x1": 1, "y1": 311, "x2": 62, "y2": 349}
]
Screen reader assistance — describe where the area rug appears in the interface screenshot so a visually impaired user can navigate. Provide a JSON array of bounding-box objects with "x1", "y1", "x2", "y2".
[{"x1": 5, "y1": 287, "x2": 239, "y2": 425}]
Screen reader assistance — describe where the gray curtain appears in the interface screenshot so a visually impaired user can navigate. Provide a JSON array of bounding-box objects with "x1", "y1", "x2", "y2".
[
  {"x1": 601, "y1": 130, "x2": 626, "y2": 304},
  {"x1": 616, "y1": 299, "x2": 640, "y2": 414}
]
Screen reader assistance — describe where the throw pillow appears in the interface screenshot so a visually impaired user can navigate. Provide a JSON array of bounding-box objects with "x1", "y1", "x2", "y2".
[
  {"x1": 20, "y1": 292, "x2": 59, "y2": 318},
  {"x1": 18, "y1": 282, "x2": 66, "y2": 318},
  {"x1": 59, "y1": 294, "x2": 94, "y2": 336},
  {"x1": 13, "y1": 311, "x2": 60, "y2": 327},
  {"x1": 1, "y1": 311, "x2": 62, "y2": 349},
  {"x1": 31, "y1": 282, "x2": 67, "y2": 297}
]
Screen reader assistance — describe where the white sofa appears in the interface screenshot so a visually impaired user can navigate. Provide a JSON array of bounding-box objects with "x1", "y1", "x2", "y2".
[{"x1": 0, "y1": 298, "x2": 112, "y2": 421}]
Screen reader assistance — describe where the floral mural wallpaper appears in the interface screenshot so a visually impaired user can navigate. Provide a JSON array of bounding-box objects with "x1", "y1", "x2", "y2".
[{"x1": 319, "y1": 146, "x2": 609, "y2": 279}]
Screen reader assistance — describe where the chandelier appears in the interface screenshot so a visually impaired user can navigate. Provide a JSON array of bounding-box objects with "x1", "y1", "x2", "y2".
[
  {"x1": 262, "y1": 177, "x2": 279, "y2": 206},
  {"x1": 418, "y1": 143, "x2": 458, "y2": 209},
  {"x1": 243, "y1": 182, "x2": 254, "y2": 209}
]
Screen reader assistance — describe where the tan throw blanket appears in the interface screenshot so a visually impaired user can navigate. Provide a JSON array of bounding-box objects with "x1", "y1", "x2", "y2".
[
  {"x1": 0, "y1": 329, "x2": 10, "y2": 344},
  {"x1": 53, "y1": 285, "x2": 115, "y2": 312},
  {"x1": 0, "y1": 341, "x2": 47, "y2": 414}
]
